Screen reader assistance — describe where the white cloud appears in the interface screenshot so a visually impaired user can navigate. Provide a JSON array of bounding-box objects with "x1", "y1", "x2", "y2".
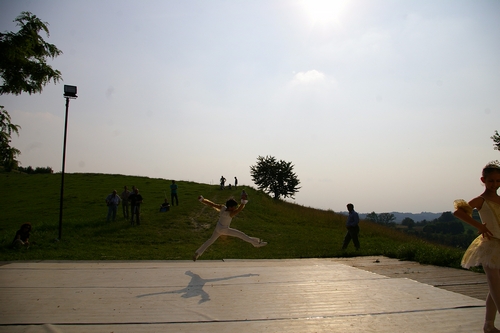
[{"x1": 291, "y1": 70, "x2": 326, "y2": 85}]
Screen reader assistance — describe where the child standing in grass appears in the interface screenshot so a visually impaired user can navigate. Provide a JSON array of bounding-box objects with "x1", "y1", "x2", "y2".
[
  {"x1": 454, "y1": 161, "x2": 500, "y2": 333},
  {"x1": 193, "y1": 191, "x2": 267, "y2": 261}
]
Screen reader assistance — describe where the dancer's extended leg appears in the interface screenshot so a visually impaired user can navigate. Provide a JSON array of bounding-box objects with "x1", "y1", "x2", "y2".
[
  {"x1": 219, "y1": 227, "x2": 263, "y2": 246},
  {"x1": 194, "y1": 230, "x2": 221, "y2": 260}
]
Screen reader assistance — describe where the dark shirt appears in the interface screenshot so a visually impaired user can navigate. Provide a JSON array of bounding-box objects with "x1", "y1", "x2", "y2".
[
  {"x1": 129, "y1": 193, "x2": 143, "y2": 207},
  {"x1": 346, "y1": 210, "x2": 359, "y2": 227},
  {"x1": 13, "y1": 228, "x2": 30, "y2": 243},
  {"x1": 160, "y1": 202, "x2": 170, "y2": 212}
]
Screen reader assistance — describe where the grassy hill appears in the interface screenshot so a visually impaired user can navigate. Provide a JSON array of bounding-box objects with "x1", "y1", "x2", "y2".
[{"x1": 1, "y1": 172, "x2": 465, "y2": 267}]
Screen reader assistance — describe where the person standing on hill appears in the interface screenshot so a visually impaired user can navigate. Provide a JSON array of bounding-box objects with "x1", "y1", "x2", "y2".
[
  {"x1": 234, "y1": 177, "x2": 238, "y2": 189},
  {"x1": 342, "y1": 203, "x2": 360, "y2": 250},
  {"x1": 193, "y1": 191, "x2": 267, "y2": 261},
  {"x1": 105, "y1": 190, "x2": 121, "y2": 222},
  {"x1": 129, "y1": 188, "x2": 143, "y2": 225},
  {"x1": 453, "y1": 161, "x2": 500, "y2": 333},
  {"x1": 170, "y1": 180, "x2": 179, "y2": 206},
  {"x1": 120, "y1": 185, "x2": 131, "y2": 219},
  {"x1": 220, "y1": 176, "x2": 226, "y2": 190}
]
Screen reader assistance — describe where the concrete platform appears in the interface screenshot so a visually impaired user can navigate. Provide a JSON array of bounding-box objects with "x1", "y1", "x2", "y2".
[{"x1": 0, "y1": 258, "x2": 489, "y2": 332}]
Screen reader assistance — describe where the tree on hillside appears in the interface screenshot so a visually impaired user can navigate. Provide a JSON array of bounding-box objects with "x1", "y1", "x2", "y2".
[
  {"x1": 0, "y1": 11, "x2": 63, "y2": 95},
  {"x1": 366, "y1": 212, "x2": 379, "y2": 223},
  {"x1": 423, "y1": 220, "x2": 464, "y2": 235},
  {"x1": 378, "y1": 213, "x2": 396, "y2": 226},
  {"x1": 0, "y1": 106, "x2": 21, "y2": 171},
  {"x1": 492, "y1": 130, "x2": 500, "y2": 152},
  {"x1": 438, "y1": 211, "x2": 455, "y2": 222},
  {"x1": 250, "y1": 155, "x2": 301, "y2": 200},
  {"x1": 366, "y1": 212, "x2": 396, "y2": 226},
  {"x1": 401, "y1": 217, "x2": 415, "y2": 230}
]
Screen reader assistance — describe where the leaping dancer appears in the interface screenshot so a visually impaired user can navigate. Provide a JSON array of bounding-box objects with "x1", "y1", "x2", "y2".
[{"x1": 193, "y1": 190, "x2": 267, "y2": 261}]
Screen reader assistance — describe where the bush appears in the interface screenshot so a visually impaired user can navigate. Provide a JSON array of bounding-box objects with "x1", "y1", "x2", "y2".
[{"x1": 18, "y1": 166, "x2": 53, "y2": 174}]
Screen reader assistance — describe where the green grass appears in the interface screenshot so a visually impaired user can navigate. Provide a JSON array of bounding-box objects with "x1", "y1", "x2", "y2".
[{"x1": 1, "y1": 172, "x2": 466, "y2": 267}]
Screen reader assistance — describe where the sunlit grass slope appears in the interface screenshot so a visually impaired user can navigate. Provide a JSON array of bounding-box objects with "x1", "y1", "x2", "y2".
[{"x1": 1, "y1": 172, "x2": 464, "y2": 267}]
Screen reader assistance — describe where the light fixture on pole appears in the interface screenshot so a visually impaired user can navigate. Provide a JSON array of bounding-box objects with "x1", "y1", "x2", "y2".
[{"x1": 58, "y1": 85, "x2": 77, "y2": 240}]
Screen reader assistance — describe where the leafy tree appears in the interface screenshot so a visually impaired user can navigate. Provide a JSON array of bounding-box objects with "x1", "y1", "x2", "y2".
[
  {"x1": 0, "y1": 12, "x2": 62, "y2": 171},
  {"x1": 0, "y1": 11, "x2": 63, "y2": 95},
  {"x1": 492, "y1": 130, "x2": 500, "y2": 152},
  {"x1": 437, "y1": 211, "x2": 456, "y2": 222},
  {"x1": 401, "y1": 217, "x2": 415, "y2": 230},
  {"x1": 365, "y1": 212, "x2": 379, "y2": 223},
  {"x1": 415, "y1": 219, "x2": 429, "y2": 227},
  {"x1": 421, "y1": 220, "x2": 464, "y2": 235},
  {"x1": 378, "y1": 213, "x2": 396, "y2": 226},
  {"x1": 444, "y1": 221, "x2": 465, "y2": 235},
  {"x1": 250, "y1": 155, "x2": 301, "y2": 200},
  {"x1": 365, "y1": 212, "x2": 395, "y2": 226},
  {"x1": 0, "y1": 106, "x2": 21, "y2": 171},
  {"x1": 422, "y1": 224, "x2": 435, "y2": 233}
]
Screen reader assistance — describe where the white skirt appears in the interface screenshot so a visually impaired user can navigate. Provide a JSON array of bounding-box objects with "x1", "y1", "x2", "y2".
[{"x1": 462, "y1": 235, "x2": 500, "y2": 269}]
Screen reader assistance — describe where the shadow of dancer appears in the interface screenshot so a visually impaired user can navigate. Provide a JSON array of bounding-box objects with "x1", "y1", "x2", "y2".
[{"x1": 136, "y1": 270, "x2": 259, "y2": 304}]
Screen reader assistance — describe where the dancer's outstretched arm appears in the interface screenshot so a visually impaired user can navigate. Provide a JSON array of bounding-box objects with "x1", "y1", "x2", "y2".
[{"x1": 198, "y1": 196, "x2": 223, "y2": 210}]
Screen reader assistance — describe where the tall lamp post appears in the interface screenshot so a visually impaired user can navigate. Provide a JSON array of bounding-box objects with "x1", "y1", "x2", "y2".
[{"x1": 58, "y1": 85, "x2": 77, "y2": 240}]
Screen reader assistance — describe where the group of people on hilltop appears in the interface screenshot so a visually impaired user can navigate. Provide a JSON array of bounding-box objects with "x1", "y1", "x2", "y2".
[
  {"x1": 106, "y1": 186, "x2": 143, "y2": 225},
  {"x1": 219, "y1": 176, "x2": 238, "y2": 190},
  {"x1": 105, "y1": 180, "x2": 179, "y2": 225}
]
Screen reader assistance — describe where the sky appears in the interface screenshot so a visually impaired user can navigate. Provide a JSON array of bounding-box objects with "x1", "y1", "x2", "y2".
[{"x1": 1, "y1": 0, "x2": 499, "y2": 214}]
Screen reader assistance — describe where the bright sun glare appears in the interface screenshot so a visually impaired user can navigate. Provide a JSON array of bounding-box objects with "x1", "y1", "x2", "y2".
[{"x1": 301, "y1": 0, "x2": 350, "y2": 28}]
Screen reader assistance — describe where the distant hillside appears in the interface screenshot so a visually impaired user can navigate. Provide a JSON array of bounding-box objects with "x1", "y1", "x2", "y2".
[{"x1": 340, "y1": 211, "x2": 442, "y2": 223}]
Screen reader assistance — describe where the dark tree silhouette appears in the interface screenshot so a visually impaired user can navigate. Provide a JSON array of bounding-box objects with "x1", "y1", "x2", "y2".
[
  {"x1": 0, "y1": 12, "x2": 63, "y2": 95},
  {"x1": 492, "y1": 130, "x2": 500, "y2": 152},
  {"x1": 0, "y1": 106, "x2": 21, "y2": 170},
  {"x1": 0, "y1": 12, "x2": 63, "y2": 171},
  {"x1": 250, "y1": 155, "x2": 301, "y2": 200}
]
